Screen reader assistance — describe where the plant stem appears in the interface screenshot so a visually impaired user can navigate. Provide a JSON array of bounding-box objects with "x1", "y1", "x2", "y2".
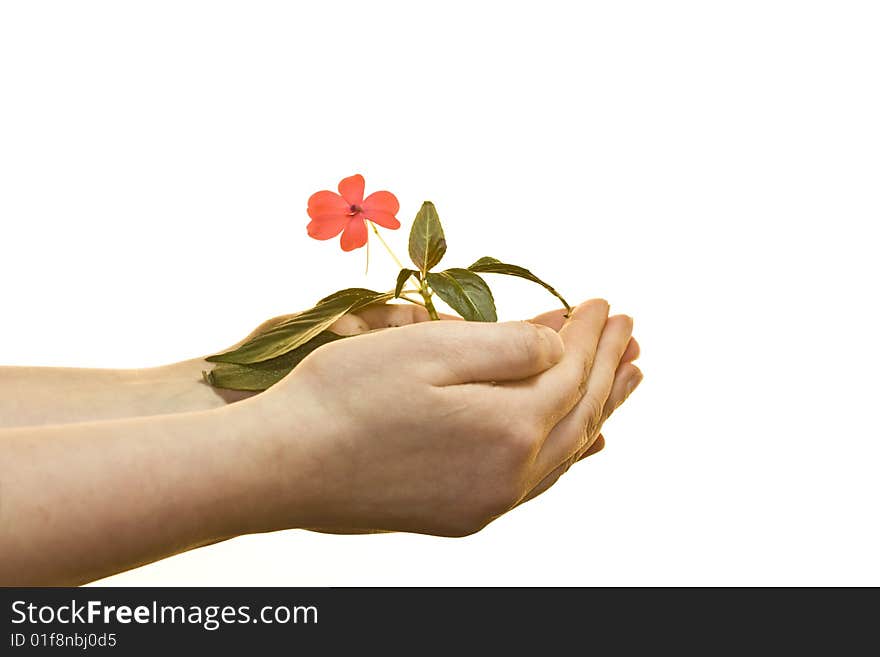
[
  {"x1": 419, "y1": 278, "x2": 440, "y2": 320},
  {"x1": 423, "y1": 295, "x2": 440, "y2": 320}
]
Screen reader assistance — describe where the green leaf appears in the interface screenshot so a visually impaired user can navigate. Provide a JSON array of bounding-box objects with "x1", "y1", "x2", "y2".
[
  {"x1": 395, "y1": 268, "x2": 418, "y2": 298},
  {"x1": 408, "y1": 201, "x2": 446, "y2": 274},
  {"x1": 207, "y1": 288, "x2": 392, "y2": 364},
  {"x1": 426, "y1": 268, "x2": 497, "y2": 322},
  {"x1": 467, "y1": 257, "x2": 571, "y2": 313},
  {"x1": 204, "y1": 331, "x2": 345, "y2": 391},
  {"x1": 313, "y1": 287, "x2": 378, "y2": 305}
]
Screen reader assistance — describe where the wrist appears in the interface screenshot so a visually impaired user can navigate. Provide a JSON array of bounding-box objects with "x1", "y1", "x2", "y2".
[
  {"x1": 213, "y1": 383, "x2": 333, "y2": 536},
  {"x1": 134, "y1": 359, "x2": 258, "y2": 415}
]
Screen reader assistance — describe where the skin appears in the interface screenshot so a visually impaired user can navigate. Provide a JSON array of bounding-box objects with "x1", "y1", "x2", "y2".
[{"x1": 0, "y1": 300, "x2": 642, "y2": 585}]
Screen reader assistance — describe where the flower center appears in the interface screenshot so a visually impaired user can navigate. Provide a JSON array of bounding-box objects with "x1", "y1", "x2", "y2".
[{"x1": 348, "y1": 204, "x2": 363, "y2": 215}]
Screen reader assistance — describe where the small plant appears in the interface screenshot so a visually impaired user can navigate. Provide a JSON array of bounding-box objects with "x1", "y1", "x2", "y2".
[{"x1": 204, "y1": 174, "x2": 570, "y2": 391}]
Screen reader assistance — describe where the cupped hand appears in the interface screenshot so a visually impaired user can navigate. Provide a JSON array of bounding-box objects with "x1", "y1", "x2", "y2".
[
  {"x1": 346, "y1": 302, "x2": 639, "y2": 478},
  {"x1": 247, "y1": 299, "x2": 642, "y2": 537}
]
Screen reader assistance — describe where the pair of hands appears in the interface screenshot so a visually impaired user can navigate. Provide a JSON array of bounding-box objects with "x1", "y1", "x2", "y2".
[
  {"x1": 0, "y1": 298, "x2": 641, "y2": 585},
  {"x1": 230, "y1": 299, "x2": 642, "y2": 537}
]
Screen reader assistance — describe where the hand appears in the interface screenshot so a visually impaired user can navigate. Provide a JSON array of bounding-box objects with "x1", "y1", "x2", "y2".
[
  {"x1": 202, "y1": 310, "x2": 377, "y2": 404},
  {"x1": 292, "y1": 302, "x2": 639, "y2": 534},
  {"x1": 336, "y1": 301, "x2": 640, "y2": 475},
  {"x1": 244, "y1": 299, "x2": 642, "y2": 537}
]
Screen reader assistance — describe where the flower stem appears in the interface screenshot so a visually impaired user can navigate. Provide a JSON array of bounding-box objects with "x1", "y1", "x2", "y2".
[
  {"x1": 365, "y1": 231, "x2": 370, "y2": 275},
  {"x1": 369, "y1": 222, "x2": 405, "y2": 270},
  {"x1": 368, "y1": 221, "x2": 428, "y2": 313},
  {"x1": 368, "y1": 222, "x2": 438, "y2": 317}
]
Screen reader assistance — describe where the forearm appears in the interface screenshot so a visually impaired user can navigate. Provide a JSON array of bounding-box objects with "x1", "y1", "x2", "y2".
[
  {"x1": 0, "y1": 360, "x2": 254, "y2": 428},
  {"x1": 0, "y1": 312, "x2": 365, "y2": 429},
  {"x1": 0, "y1": 399, "x2": 305, "y2": 586}
]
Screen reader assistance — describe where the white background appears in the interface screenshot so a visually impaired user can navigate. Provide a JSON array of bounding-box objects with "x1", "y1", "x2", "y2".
[{"x1": 1, "y1": 1, "x2": 878, "y2": 585}]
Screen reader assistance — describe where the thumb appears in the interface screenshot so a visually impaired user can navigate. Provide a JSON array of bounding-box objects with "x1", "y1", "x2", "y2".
[{"x1": 402, "y1": 320, "x2": 564, "y2": 385}]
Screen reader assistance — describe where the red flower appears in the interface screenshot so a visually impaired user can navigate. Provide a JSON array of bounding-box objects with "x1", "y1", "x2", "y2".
[{"x1": 307, "y1": 174, "x2": 401, "y2": 251}]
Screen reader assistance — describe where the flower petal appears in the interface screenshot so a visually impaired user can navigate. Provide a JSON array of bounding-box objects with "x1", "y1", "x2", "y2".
[
  {"x1": 340, "y1": 216, "x2": 368, "y2": 251},
  {"x1": 308, "y1": 190, "x2": 349, "y2": 219},
  {"x1": 362, "y1": 190, "x2": 400, "y2": 215},
  {"x1": 364, "y1": 210, "x2": 401, "y2": 230},
  {"x1": 307, "y1": 214, "x2": 349, "y2": 240},
  {"x1": 338, "y1": 174, "x2": 365, "y2": 206}
]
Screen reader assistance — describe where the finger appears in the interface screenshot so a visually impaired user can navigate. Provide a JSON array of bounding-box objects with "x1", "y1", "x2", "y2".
[
  {"x1": 569, "y1": 366, "x2": 642, "y2": 470},
  {"x1": 355, "y1": 303, "x2": 430, "y2": 328},
  {"x1": 397, "y1": 319, "x2": 564, "y2": 385},
  {"x1": 328, "y1": 313, "x2": 371, "y2": 335},
  {"x1": 576, "y1": 433, "x2": 606, "y2": 462},
  {"x1": 305, "y1": 528, "x2": 392, "y2": 535},
  {"x1": 582, "y1": 315, "x2": 634, "y2": 413},
  {"x1": 518, "y1": 434, "x2": 606, "y2": 505},
  {"x1": 531, "y1": 309, "x2": 638, "y2": 353},
  {"x1": 518, "y1": 299, "x2": 610, "y2": 416},
  {"x1": 600, "y1": 363, "x2": 643, "y2": 425},
  {"x1": 531, "y1": 311, "x2": 639, "y2": 364},
  {"x1": 535, "y1": 314, "x2": 633, "y2": 474},
  {"x1": 354, "y1": 303, "x2": 458, "y2": 329},
  {"x1": 529, "y1": 308, "x2": 569, "y2": 331},
  {"x1": 622, "y1": 337, "x2": 640, "y2": 363}
]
